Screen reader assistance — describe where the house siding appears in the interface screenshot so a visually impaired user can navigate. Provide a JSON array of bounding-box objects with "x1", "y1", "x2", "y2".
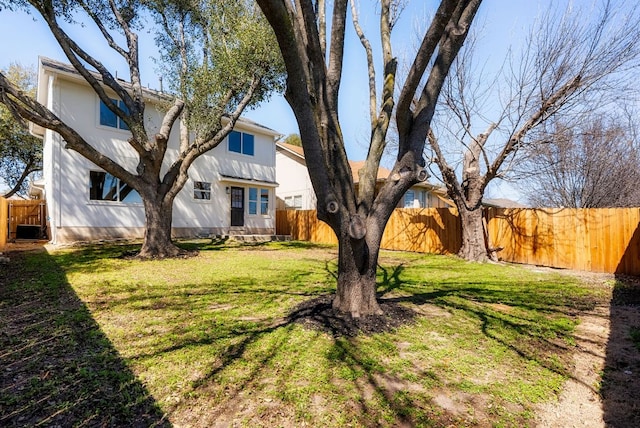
[
  {"x1": 40, "y1": 62, "x2": 278, "y2": 243},
  {"x1": 275, "y1": 149, "x2": 316, "y2": 210}
]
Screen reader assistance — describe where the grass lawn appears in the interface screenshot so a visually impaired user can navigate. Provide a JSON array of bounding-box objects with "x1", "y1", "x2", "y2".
[{"x1": 0, "y1": 240, "x2": 609, "y2": 427}]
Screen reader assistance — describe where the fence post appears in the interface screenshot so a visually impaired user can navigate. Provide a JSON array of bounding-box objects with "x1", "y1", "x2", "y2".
[{"x1": 0, "y1": 197, "x2": 7, "y2": 251}]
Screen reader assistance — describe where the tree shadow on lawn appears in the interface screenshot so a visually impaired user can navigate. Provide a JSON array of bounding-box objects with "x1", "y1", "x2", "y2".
[
  {"x1": 372, "y1": 263, "x2": 610, "y2": 387},
  {"x1": 602, "y1": 275, "x2": 640, "y2": 427},
  {"x1": 0, "y1": 249, "x2": 169, "y2": 427},
  {"x1": 159, "y1": 261, "x2": 596, "y2": 426},
  {"x1": 384, "y1": 286, "x2": 597, "y2": 381},
  {"x1": 159, "y1": 294, "x2": 428, "y2": 426}
]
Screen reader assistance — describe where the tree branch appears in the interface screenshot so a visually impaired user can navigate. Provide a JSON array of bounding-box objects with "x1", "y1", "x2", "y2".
[
  {"x1": 0, "y1": 72, "x2": 138, "y2": 187},
  {"x1": 396, "y1": 0, "x2": 458, "y2": 138},
  {"x1": 350, "y1": 0, "x2": 376, "y2": 125}
]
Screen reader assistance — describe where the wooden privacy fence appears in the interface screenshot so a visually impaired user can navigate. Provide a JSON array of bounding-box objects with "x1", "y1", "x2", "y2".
[
  {"x1": 276, "y1": 208, "x2": 461, "y2": 254},
  {"x1": 486, "y1": 208, "x2": 640, "y2": 275},
  {"x1": 277, "y1": 207, "x2": 640, "y2": 275},
  {"x1": 0, "y1": 198, "x2": 48, "y2": 245}
]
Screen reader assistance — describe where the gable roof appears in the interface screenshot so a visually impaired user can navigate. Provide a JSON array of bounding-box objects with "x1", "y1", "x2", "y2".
[
  {"x1": 276, "y1": 142, "x2": 305, "y2": 159},
  {"x1": 36, "y1": 56, "x2": 281, "y2": 137},
  {"x1": 275, "y1": 141, "x2": 447, "y2": 193},
  {"x1": 482, "y1": 198, "x2": 527, "y2": 208},
  {"x1": 347, "y1": 160, "x2": 391, "y2": 183}
]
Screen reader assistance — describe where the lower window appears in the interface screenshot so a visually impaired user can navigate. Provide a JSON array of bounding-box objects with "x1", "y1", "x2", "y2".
[
  {"x1": 194, "y1": 181, "x2": 211, "y2": 200},
  {"x1": 248, "y1": 187, "x2": 269, "y2": 215},
  {"x1": 285, "y1": 195, "x2": 303, "y2": 209},
  {"x1": 89, "y1": 171, "x2": 141, "y2": 203}
]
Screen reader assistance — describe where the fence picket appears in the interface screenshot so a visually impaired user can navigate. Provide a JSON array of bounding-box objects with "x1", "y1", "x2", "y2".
[{"x1": 277, "y1": 207, "x2": 640, "y2": 275}]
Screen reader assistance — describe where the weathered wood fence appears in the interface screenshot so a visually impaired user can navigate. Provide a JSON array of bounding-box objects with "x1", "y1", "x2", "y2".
[
  {"x1": 276, "y1": 208, "x2": 640, "y2": 275},
  {"x1": 0, "y1": 197, "x2": 48, "y2": 248}
]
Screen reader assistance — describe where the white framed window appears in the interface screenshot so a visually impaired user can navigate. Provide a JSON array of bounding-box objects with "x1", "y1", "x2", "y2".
[
  {"x1": 260, "y1": 189, "x2": 269, "y2": 215},
  {"x1": 89, "y1": 171, "x2": 141, "y2": 203},
  {"x1": 418, "y1": 190, "x2": 427, "y2": 208},
  {"x1": 228, "y1": 130, "x2": 255, "y2": 156},
  {"x1": 285, "y1": 195, "x2": 303, "y2": 210},
  {"x1": 248, "y1": 187, "x2": 258, "y2": 214},
  {"x1": 99, "y1": 98, "x2": 129, "y2": 130},
  {"x1": 403, "y1": 189, "x2": 415, "y2": 208},
  {"x1": 193, "y1": 181, "x2": 211, "y2": 200},
  {"x1": 248, "y1": 187, "x2": 269, "y2": 215}
]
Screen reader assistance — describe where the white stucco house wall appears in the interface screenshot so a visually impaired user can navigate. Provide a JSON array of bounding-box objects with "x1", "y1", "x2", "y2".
[
  {"x1": 275, "y1": 142, "x2": 454, "y2": 210},
  {"x1": 33, "y1": 57, "x2": 281, "y2": 244},
  {"x1": 275, "y1": 142, "x2": 317, "y2": 210}
]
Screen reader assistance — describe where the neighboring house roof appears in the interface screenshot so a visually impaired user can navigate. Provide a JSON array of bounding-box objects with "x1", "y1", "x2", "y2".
[
  {"x1": 275, "y1": 141, "x2": 448, "y2": 195},
  {"x1": 482, "y1": 198, "x2": 527, "y2": 208},
  {"x1": 348, "y1": 160, "x2": 390, "y2": 183},
  {"x1": 276, "y1": 142, "x2": 305, "y2": 160},
  {"x1": 35, "y1": 57, "x2": 281, "y2": 138}
]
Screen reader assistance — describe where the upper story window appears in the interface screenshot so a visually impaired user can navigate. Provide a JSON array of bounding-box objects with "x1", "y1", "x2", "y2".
[
  {"x1": 228, "y1": 131, "x2": 254, "y2": 156},
  {"x1": 194, "y1": 181, "x2": 211, "y2": 200},
  {"x1": 89, "y1": 171, "x2": 141, "y2": 203},
  {"x1": 99, "y1": 98, "x2": 129, "y2": 130}
]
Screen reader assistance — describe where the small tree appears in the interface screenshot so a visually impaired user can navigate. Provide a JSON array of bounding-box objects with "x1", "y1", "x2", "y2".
[
  {"x1": 282, "y1": 133, "x2": 301, "y2": 147},
  {"x1": 521, "y1": 116, "x2": 640, "y2": 208},
  {"x1": 0, "y1": 64, "x2": 42, "y2": 198},
  {"x1": 427, "y1": 0, "x2": 640, "y2": 260},
  {"x1": 0, "y1": 0, "x2": 283, "y2": 257},
  {"x1": 256, "y1": 0, "x2": 482, "y2": 316}
]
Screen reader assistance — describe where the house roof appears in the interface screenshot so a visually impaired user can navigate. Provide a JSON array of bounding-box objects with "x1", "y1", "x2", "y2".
[
  {"x1": 36, "y1": 56, "x2": 281, "y2": 137},
  {"x1": 347, "y1": 160, "x2": 391, "y2": 183},
  {"x1": 219, "y1": 174, "x2": 278, "y2": 187},
  {"x1": 275, "y1": 141, "x2": 447, "y2": 194},
  {"x1": 276, "y1": 142, "x2": 305, "y2": 159},
  {"x1": 38, "y1": 57, "x2": 169, "y2": 104},
  {"x1": 276, "y1": 142, "x2": 392, "y2": 183},
  {"x1": 482, "y1": 198, "x2": 527, "y2": 208}
]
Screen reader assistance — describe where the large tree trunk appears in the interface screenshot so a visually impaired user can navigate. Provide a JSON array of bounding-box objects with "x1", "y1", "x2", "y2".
[
  {"x1": 139, "y1": 195, "x2": 182, "y2": 258},
  {"x1": 333, "y1": 234, "x2": 382, "y2": 318},
  {"x1": 332, "y1": 224, "x2": 383, "y2": 317},
  {"x1": 458, "y1": 205, "x2": 488, "y2": 262}
]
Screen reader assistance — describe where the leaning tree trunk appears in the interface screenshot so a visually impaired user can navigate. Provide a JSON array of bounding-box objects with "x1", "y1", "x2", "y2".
[
  {"x1": 332, "y1": 220, "x2": 383, "y2": 317},
  {"x1": 457, "y1": 204, "x2": 488, "y2": 262},
  {"x1": 139, "y1": 194, "x2": 182, "y2": 258}
]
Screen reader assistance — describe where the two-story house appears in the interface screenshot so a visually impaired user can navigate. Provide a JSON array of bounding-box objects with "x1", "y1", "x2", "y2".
[{"x1": 33, "y1": 57, "x2": 281, "y2": 244}]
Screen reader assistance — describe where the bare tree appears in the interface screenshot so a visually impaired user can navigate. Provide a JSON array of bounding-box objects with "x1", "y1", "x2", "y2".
[
  {"x1": 256, "y1": 0, "x2": 482, "y2": 317},
  {"x1": 426, "y1": 0, "x2": 640, "y2": 261},
  {"x1": 0, "y1": 0, "x2": 282, "y2": 257},
  {"x1": 521, "y1": 116, "x2": 640, "y2": 208}
]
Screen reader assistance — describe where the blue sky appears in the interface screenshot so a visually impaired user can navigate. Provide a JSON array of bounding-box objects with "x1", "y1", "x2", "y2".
[{"x1": 0, "y1": 1, "x2": 565, "y2": 197}]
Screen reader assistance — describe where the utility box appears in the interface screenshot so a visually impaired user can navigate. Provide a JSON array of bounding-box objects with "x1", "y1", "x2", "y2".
[{"x1": 16, "y1": 224, "x2": 42, "y2": 240}]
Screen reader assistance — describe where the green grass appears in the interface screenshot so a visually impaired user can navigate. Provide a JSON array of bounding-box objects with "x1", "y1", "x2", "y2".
[{"x1": 0, "y1": 240, "x2": 608, "y2": 427}]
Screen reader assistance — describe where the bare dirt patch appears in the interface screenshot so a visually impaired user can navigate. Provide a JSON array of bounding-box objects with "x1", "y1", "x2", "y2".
[
  {"x1": 534, "y1": 270, "x2": 640, "y2": 428},
  {"x1": 287, "y1": 294, "x2": 417, "y2": 337}
]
